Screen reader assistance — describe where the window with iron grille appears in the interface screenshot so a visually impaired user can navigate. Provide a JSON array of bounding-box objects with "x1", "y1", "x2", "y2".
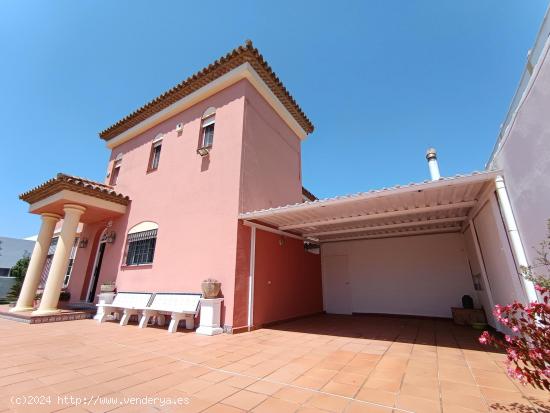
[{"x1": 126, "y1": 229, "x2": 157, "y2": 265}]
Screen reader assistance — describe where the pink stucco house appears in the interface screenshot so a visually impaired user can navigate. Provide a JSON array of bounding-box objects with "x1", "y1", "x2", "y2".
[
  {"x1": 12, "y1": 41, "x2": 322, "y2": 332},
  {"x1": 11, "y1": 37, "x2": 545, "y2": 333}
]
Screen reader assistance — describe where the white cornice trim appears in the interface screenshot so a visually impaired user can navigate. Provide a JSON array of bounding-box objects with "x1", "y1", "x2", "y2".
[
  {"x1": 28, "y1": 190, "x2": 127, "y2": 215},
  {"x1": 106, "y1": 63, "x2": 308, "y2": 149}
]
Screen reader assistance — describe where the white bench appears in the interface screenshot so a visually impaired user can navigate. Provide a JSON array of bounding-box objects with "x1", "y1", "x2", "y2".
[
  {"x1": 96, "y1": 292, "x2": 153, "y2": 325},
  {"x1": 138, "y1": 293, "x2": 201, "y2": 333}
]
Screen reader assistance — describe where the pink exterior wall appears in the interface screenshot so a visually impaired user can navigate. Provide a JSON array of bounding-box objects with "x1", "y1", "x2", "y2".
[
  {"x1": 490, "y1": 39, "x2": 550, "y2": 269},
  {"x1": 84, "y1": 81, "x2": 248, "y2": 327},
  {"x1": 64, "y1": 223, "x2": 103, "y2": 301},
  {"x1": 253, "y1": 230, "x2": 322, "y2": 326},
  {"x1": 65, "y1": 76, "x2": 318, "y2": 330},
  {"x1": 233, "y1": 223, "x2": 322, "y2": 331},
  {"x1": 238, "y1": 81, "x2": 303, "y2": 212}
]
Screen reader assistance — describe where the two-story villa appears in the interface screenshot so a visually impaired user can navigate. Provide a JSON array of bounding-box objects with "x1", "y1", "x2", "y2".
[
  {"x1": 12, "y1": 40, "x2": 541, "y2": 333},
  {"x1": 12, "y1": 41, "x2": 322, "y2": 332}
]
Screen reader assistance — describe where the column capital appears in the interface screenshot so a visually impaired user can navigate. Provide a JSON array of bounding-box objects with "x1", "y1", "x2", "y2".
[
  {"x1": 63, "y1": 204, "x2": 87, "y2": 214},
  {"x1": 41, "y1": 212, "x2": 62, "y2": 221}
]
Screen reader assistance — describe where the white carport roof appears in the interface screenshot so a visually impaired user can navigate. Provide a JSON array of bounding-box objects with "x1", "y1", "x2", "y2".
[{"x1": 239, "y1": 170, "x2": 501, "y2": 243}]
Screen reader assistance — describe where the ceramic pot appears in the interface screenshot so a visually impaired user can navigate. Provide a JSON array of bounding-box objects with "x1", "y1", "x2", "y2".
[{"x1": 201, "y1": 281, "x2": 221, "y2": 299}]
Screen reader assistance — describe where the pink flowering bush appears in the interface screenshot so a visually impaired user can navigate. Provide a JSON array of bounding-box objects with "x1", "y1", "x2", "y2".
[{"x1": 479, "y1": 284, "x2": 549, "y2": 390}]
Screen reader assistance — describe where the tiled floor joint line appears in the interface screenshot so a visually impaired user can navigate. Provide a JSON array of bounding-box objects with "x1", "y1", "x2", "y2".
[{"x1": 111, "y1": 336, "x2": 415, "y2": 413}]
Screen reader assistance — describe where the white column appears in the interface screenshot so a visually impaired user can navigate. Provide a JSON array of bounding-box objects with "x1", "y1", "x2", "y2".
[
  {"x1": 11, "y1": 213, "x2": 61, "y2": 312},
  {"x1": 34, "y1": 204, "x2": 86, "y2": 315},
  {"x1": 494, "y1": 176, "x2": 538, "y2": 303}
]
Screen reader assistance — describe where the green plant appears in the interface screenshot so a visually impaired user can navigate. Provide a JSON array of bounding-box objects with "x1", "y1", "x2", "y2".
[{"x1": 6, "y1": 255, "x2": 30, "y2": 302}]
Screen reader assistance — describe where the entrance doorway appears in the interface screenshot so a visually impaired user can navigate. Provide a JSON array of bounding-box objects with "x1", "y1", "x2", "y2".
[{"x1": 87, "y1": 242, "x2": 106, "y2": 302}]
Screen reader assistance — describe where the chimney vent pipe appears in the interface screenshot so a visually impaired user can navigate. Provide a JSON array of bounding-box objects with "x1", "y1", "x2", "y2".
[{"x1": 426, "y1": 148, "x2": 441, "y2": 181}]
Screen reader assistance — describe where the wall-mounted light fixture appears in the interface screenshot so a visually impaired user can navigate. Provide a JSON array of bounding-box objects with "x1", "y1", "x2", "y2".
[
  {"x1": 197, "y1": 147, "x2": 210, "y2": 157},
  {"x1": 101, "y1": 230, "x2": 116, "y2": 244},
  {"x1": 78, "y1": 238, "x2": 89, "y2": 248}
]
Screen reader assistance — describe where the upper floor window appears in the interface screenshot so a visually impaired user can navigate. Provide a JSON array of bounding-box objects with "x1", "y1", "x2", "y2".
[
  {"x1": 148, "y1": 135, "x2": 163, "y2": 172},
  {"x1": 125, "y1": 222, "x2": 158, "y2": 266},
  {"x1": 109, "y1": 154, "x2": 122, "y2": 185},
  {"x1": 200, "y1": 107, "x2": 216, "y2": 149}
]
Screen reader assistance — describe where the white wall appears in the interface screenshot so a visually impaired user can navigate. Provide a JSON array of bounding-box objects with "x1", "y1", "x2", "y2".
[
  {"x1": 463, "y1": 223, "x2": 496, "y2": 327},
  {"x1": 472, "y1": 198, "x2": 528, "y2": 307},
  {"x1": 321, "y1": 233, "x2": 476, "y2": 318},
  {"x1": 489, "y1": 37, "x2": 550, "y2": 270}
]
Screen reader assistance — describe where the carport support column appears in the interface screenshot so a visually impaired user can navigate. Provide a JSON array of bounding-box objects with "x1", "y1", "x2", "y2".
[
  {"x1": 11, "y1": 213, "x2": 61, "y2": 312},
  {"x1": 494, "y1": 176, "x2": 538, "y2": 303},
  {"x1": 34, "y1": 204, "x2": 86, "y2": 315},
  {"x1": 247, "y1": 226, "x2": 256, "y2": 330}
]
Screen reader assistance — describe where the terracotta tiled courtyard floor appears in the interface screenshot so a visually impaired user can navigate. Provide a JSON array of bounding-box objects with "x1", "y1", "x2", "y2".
[{"x1": 0, "y1": 314, "x2": 547, "y2": 413}]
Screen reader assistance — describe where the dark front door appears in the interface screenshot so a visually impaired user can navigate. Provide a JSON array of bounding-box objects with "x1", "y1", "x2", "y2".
[{"x1": 88, "y1": 243, "x2": 106, "y2": 302}]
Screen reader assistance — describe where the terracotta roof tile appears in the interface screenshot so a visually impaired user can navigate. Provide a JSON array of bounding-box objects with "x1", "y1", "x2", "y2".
[
  {"x1": 99, "y1": 40, "x2": 314, "y2": 141},
  {"x1": 20, "y1": 173, "x2": 130, "y2": 205}
]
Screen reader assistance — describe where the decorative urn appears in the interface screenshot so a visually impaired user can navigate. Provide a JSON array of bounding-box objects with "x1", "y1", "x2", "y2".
[{"x1": 201, "y1": 278, "x2": 221, "y2": 299}]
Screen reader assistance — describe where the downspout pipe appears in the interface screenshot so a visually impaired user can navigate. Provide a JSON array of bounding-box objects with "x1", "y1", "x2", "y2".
[
  {"x1": 494, "y1": 176, "x2": 538, "y2": 303},
  {"x1": 247, "y1": 226, "x2": 256, "y2": 330}
]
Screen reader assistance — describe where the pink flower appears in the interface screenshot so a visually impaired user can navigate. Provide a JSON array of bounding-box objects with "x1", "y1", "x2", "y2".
[{"x1": 479, "y1": 331, "x2": 491, "y2": 345}]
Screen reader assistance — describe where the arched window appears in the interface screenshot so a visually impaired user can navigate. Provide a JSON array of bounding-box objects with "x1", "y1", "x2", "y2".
[
  {"x1": 125, "y1": 221, "x2": 159, "y2": 266},
  {"x1": 200, "y1": 107, "x2": 216, "y2": 149}
]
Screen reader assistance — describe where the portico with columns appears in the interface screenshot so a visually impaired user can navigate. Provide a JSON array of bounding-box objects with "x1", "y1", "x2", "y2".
[{"x1": 12, "y1": 174, "x2": 129, "y2": 316}]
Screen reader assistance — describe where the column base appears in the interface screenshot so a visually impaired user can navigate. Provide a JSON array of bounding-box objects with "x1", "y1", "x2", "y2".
[
  {"x1": 9, "y1": 306, "x2": 34, "y2": 313},
  {"x1": 32, "y1": 308, "x2": 62, "y2": 316},
  {"x1": 196, "y1": 326, "x2": 224, "y2": 336}
]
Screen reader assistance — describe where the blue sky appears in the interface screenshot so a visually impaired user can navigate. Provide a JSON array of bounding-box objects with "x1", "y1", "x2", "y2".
[{"x1": 0, "y1": 0, "x2": 548, "y2": 238}]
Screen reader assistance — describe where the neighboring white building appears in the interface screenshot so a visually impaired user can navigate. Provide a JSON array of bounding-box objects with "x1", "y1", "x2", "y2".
[{"x1": 487, "y1": 6, "x2": 550, "y2": 272}]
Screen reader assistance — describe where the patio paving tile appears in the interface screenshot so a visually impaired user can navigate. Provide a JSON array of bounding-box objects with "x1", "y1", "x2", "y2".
[
  {"x1": 321, "y1": 380, "x2": 360, "y2": 398},
  {"x1": 272, "y1": 386, "x2": 313, "y2": 404},
  {"x1": 305, "y1": 394, "x2": 351, "y2": 413},
  {"x1": 345, "y1": 401, "x2": 392, "y2": 412},
  {"x1": 395, "y1": 393, "x2": 442, "y2": 413},
  {"x1": 220, "y1": 389, "x2": 267, "y2": 410},
  {"x1": 251, "y1": 396, "x2": 300, "y2": 413},
  {"x1": 0, "y1": 314, "x2": 548, "y2": 413},
  {"x1": 354, "y1": 387, "x2": 396, "y2": 407}
]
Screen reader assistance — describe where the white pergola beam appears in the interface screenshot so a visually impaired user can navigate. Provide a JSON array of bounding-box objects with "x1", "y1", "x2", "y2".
[
  {"x1": 242, "y1": 220, "x2": 311, "y2": 241},
  {"x1": 320, "y1": 226, "x2": 461, "y2": 243},
  {"x1": 306, "y1": 216, "x2": 468, "y2": 237},
  {"x1": 279, "y1": 200, "x2": 476, "y2": 231}
]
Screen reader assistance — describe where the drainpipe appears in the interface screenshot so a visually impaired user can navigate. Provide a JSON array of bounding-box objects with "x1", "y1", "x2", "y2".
[
  {"x1": 494, "y1": 176, "x2": 538, "y2": 303},
  {"x1": 247, "y1": 226, "x2": 256, "y2": 330},
  {"x1": 426, "y1": 148, "x2": 441, "y2": 181}
]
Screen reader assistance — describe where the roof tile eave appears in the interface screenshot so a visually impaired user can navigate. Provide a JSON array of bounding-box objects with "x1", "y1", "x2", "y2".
[
  {"x1": 99, "y1": 40, "x2": 314, "y2": 141},
  {"x1": 19, "y1": 173, "x2": 130, "y2": 206}
]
